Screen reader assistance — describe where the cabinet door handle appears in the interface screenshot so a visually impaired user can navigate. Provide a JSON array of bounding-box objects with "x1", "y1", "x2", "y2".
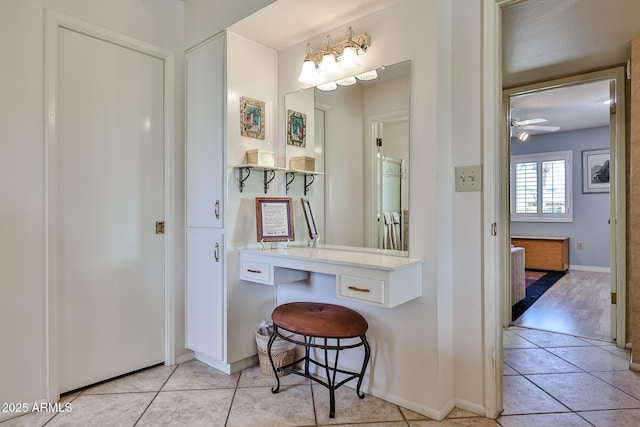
[
  {"x1": 247, "y1": 269, "x2": 262, "y2": 274},
  {"x1": 214, "y1": 200, "x2": 220, "y2": 219},
  {"x1": 214, "y1": 243, "x2": 220, "y2": 262},
  {"x1": 348, "y1": 286, "x2": 370, "y2": 293}
]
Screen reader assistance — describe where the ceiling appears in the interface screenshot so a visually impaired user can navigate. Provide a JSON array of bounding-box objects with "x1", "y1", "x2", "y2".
[
  {"x1": 228, "y1": 0, "x2": 402, "y2": 51},
  {"x1": 503, "y1": 0, "x2": 640, "y2": 136}
]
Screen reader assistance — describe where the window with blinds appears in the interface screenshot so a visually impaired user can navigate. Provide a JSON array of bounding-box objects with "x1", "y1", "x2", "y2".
[{"x1": 511, "y1": 150, "x2": 573, "y2": 222}]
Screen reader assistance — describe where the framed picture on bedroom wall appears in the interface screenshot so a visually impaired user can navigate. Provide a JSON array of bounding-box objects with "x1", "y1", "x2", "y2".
[{"x1": 582, "y1": 148, "x2": 610, "y2": 193}]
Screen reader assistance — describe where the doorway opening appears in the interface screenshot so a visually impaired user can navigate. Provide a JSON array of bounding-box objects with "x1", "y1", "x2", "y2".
[{"x1": 502, "y1": 67, "x2": 626, "y2": 346}]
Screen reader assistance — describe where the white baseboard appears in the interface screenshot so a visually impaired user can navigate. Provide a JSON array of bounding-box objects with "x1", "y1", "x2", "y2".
[
  {"x1": 569, "y1": 265, "x2": 610, "y2": 273},
  {"x1": 193, "y1": 352, "x2": 258, "y2": 375}
]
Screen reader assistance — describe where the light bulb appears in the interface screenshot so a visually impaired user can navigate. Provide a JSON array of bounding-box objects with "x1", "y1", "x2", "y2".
[
  {"x1": 355, "y1": 69, "x2": 378, "y2": 81},
  {"x1": 340, "y1": 46, "x2": 359, "y2": 70},
  {"x1": 298, "y1": 60, "x2": 318, "y2": 84},
  {"x1": 319, "y1": 53, "x2": 338, "y2": 75},
  {"x1": 316, "y1": 82, "x2": 337, "y2": 91},
  {"x1": 336, "y1": 76, "x2": 356, "y2": 86}
]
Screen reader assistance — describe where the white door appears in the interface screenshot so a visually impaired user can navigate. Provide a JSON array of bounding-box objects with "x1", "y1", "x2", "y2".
[{"x1": 56, "y1": 27, "x2": 165, "y2": 393}]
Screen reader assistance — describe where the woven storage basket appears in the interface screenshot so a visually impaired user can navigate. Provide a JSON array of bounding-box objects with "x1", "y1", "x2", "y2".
[
  {"x1": 255, "y1": 325, "x2": 296, "y2": 377},
  {"x1": 257, "y1": 346, "x2": 295, "y2": 377}
]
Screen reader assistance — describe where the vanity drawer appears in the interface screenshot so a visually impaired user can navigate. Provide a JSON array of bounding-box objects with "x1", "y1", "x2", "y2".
[
  {"x1": 241, "y1": 259, "x2": 272, "y2": 285},
  {"x1": 338, "y1": 275, "x2": 384, "y2": 304}
]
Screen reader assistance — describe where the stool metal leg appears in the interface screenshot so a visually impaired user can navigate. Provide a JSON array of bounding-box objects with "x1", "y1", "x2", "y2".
[
  {"x1": 356, "y1": 335, "x2": 370, "y2": 399},
  {"x1": 267, "y1": 329, "x2": 281, "y2": 394}
]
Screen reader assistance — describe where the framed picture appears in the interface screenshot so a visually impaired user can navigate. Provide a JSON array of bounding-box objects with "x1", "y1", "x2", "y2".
[
  {"x1": 287, "y1": 110, "x2": 306, "y2": 147},
  {"x1": 300, "y1": 198, "x2": 318, "y2": 240},
  {"x1": 582, "y1": 148, "x2": 610, "y2": 193},
  {"x1": 255, "y1": 197, "x2": 294, "y2": 242},
  {"x1": 240, "y1": 96, "x2": 265, "y2": 139}
]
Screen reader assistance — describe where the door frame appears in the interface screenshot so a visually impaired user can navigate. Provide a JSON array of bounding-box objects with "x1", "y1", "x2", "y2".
[
  {"x1": 502, "y1": 68, "x2": 627, "y2": 344},
  {"x1": 482, "y1": 0, "x2": 628, "y2": 419},
  {"x1": 44, "y1": 10, "x2": 176, "y2": 401}
]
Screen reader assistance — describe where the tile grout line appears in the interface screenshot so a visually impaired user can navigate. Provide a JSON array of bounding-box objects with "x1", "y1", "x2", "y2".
[{"x1": 132, "y1": 364, "x2": 179, "y2": 426}]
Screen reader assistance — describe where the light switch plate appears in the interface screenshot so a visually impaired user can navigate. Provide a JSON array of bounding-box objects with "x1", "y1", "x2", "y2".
[{"x1": 455, "y1": 165, "x2": 482, "y2": 192}]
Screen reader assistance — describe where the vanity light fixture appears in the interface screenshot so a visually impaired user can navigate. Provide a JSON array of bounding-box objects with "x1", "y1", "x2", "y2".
[{"x1": 297, "y1": 26, "x2": 370, "y2": 85}]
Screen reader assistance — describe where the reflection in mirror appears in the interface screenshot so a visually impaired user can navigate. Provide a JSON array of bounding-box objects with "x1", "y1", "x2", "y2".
[{"x1": 285, "y1": 61, "x2": 410, "y2": 254}]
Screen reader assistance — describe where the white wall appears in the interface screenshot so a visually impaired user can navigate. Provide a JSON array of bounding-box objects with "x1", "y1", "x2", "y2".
[
  {"x1": 276, "y1": 0, "x2": 462, "y2": 418},
  {"x1": 0, "y1": 0, "x2": 184, "y2": 416}
]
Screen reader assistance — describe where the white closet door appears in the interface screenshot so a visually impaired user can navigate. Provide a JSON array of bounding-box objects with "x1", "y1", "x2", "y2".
[{"x1": 57, "y1": 28, "x2": 165, "y2": 393}]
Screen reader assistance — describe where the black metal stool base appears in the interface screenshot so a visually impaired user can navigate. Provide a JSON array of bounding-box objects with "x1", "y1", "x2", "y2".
[{"x1": 267, "y1": 324, "x2": 371, "y2": 418}]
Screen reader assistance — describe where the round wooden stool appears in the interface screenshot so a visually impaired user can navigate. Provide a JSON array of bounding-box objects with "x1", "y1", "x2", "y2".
[{"x1": 267, "y1": 302, "x2": 370, "y2": 418}]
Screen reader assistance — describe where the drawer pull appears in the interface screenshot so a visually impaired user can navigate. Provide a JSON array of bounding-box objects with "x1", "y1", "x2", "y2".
[
  {"x1": 247, "y1": 269, "x2": 262, "y2": 274},
  {"x1": 348, "y1": 286, "x2": 371, "y2": 293}
]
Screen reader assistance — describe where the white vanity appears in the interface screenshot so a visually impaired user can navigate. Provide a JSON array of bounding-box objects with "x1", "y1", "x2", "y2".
[{"x1": 240, "y1": 247, "x2": 423, "y2": 308}]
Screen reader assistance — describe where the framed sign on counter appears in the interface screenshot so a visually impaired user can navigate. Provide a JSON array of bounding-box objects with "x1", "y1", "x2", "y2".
[{"x1": 255, "y1": 197, "x2": 295, "y2": 242}]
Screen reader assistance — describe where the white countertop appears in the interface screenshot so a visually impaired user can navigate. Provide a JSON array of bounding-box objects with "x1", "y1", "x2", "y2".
[{"x1": 239, "y1": 246, "x2": 423, "y2": 272}]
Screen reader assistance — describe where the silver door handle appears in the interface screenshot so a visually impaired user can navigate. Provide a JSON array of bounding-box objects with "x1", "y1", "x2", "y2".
[
  {"x1": 214, "y1": 242, "x2": 220, "y2": 262},
  {"x1": 215, "y1": 200, "x2": 220, "y2": 219}
]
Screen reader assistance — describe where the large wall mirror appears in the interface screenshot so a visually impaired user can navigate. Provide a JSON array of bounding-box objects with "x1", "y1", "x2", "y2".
[{"x1": 285, "y1": 61, "x2": 410, "y2": 254}]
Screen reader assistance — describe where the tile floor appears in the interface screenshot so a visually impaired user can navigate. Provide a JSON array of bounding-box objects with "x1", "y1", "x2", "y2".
[{"x1": 2, "y1": 327, "x2": 638, "y2": 426}]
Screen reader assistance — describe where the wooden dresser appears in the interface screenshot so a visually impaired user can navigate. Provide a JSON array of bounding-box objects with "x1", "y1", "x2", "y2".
[{"x1": 511, "y1": 236, "x2": 569, "y2": 272}]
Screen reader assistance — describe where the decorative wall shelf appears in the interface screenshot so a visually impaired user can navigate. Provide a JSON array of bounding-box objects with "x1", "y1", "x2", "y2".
[
  {"x1": 234, "y1": 165, "x2": 324, "y2": 195},
  {"x1": 285, "y1": 170, "x2": 325, "y2": 195}
]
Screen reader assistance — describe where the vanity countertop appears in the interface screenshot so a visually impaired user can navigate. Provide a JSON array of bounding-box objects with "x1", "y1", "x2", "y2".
[{"x1": 238, "y1": 246, "x2": 423, "y2": 271}]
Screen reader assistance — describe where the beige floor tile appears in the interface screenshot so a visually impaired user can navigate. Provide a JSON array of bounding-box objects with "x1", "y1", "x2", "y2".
[
  {"x1": 0, "y1": 410, "x2": 58, "y2": 427},
  {"x1": 599, "y1": 344, "x2": 632, "y2": 359},
  {"x1": 162, "y1": 360, "x2": 239, "y2": 391},
  {"x1": 398, "y1": 406, "x2": 432, "y2": 421},
  {"x1": 330, "y1": 423, "x2": 409, "y2": 426},
  {"x1": 237, "y1": 364, "x2": 310, "y2": 388},
  {"x1": 45, "y1": 392, "x2": 155, "y2": 426},
  {"x1": 503, "y1": 348, "x2": 582, "y2": 375},
  {"x1": 526, "y1": 372, "x2": 640, "y2": 411},
  {"x1": 508, "y1": 329, "x2": 592, "y2": 348},
  {"x1": 503, "y1": 330, "x2": 537, "y2": 349},
  {"x1": 136, "y1": 389, "x2": 234, "y2": 426},
  {"x1": 408, "y1": 418, "x2": 499, "y2": 426},
  {"x1": 82, "y1": 364, "x2": 176, "y2": 394},
  {"x1": 313, "y1": 385, "x2": 404, "y2": 425},
  {"x1": 502, "y1": 375, "x2": 569, "y2": 415},
  {"x1": 503, "y1": 364, "x2": 519, "y2": 376},
  {"x1": 226, "y1": 385, "x2": 315, "y2": 427},
  {"x1": 497, "y1": 412, "x2": 592, "y2": 426},
  {"x1": 591, "y1": 370, "x2": 640, "y2": 400},
  {"x1": 545, "y1": 346, "x2": 630, "y2": 372},
  {"x1": 577, "y1": 408, "x2": 640, "y2": 426},
  {"x1": 444, "y1": 408, "x2": 482, "y2": 418}
]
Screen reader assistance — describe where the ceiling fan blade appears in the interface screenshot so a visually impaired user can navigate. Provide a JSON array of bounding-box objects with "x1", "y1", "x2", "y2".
[
  {"x1": 521, "y1": 125, "x2": 560, "y2": 132},
  {"x1": 514, "y1": 118, "x2": 547, "y2": 126}
]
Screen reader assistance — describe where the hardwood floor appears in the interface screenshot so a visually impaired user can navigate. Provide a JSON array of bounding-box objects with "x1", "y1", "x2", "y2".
[{"x1": 511, "y1": 270, "x2": 612, "y2": 341}]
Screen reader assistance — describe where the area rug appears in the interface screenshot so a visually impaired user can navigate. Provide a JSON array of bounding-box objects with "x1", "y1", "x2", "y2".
[{"x1": 512, "y1": 270, "x2": 566, "y2": 320}]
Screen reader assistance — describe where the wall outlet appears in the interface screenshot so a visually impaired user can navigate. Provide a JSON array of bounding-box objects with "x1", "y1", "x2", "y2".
[
  {"x1": 455, "y1": 165, "x2": 482, "y2": 192},
  {"x1": 577, "y1": 241, "x2": 584, "y2": 250}
]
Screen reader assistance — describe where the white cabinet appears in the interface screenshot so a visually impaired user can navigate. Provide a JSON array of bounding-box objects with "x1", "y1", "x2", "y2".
[
  {"x1": 186, "y1": 230, "x2": 224, "y2": 360},
  {"x1": 186, "y1": 35, "x2": 224, "y2": 229},
  {"x1": 185, "y1": 34, "x2": 226, "y2": 364}
]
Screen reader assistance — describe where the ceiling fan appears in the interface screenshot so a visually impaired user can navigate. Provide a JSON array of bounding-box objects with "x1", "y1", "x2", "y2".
[{"x1": 511, "y1": 118, "x2": 560, "y2": 141}]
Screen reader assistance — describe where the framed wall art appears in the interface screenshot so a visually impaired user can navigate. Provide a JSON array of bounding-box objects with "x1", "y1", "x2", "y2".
[
  {"x1": 240, "y1": 96, "x2": 265, "y2": 139},
  {"x1": 287, "y1": 109, "x2": 306, "y2": 147},
  {"x1": 255, "y1": 197, "x2": 294, "y2": 242},
  {"x1": 582, "y1": 148, "x2": 610, "y2": 193}
]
